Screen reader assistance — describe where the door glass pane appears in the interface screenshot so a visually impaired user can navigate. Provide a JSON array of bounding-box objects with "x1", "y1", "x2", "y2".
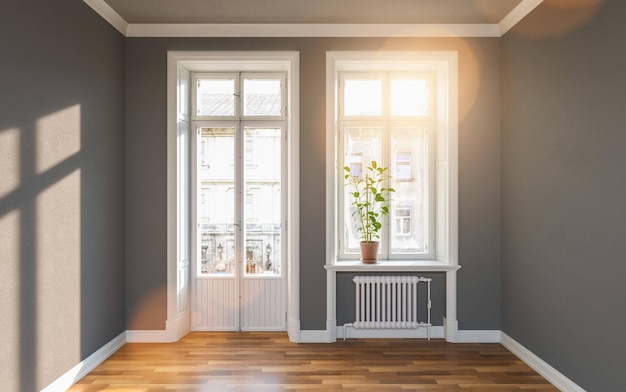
[
  {"x1": 342, "y1": 126, "x2": 383, "y2": 255},
  {"x1": 198, "y1": 127, "x2": 236, "y2": 275},
  {"x1": 344, "y1": 79, "x2": 382, "y2": 116},
  {"x1": 197, "y1": 78, "x2": 235, "y2": 116},
  {"x1": 390, "y1": 126, "x2": 429, "y2": 255},
  {"x1": 243, "y1": 127, "x2": 282, "y2": 276},
  {"x1": 243, "y1": 78, "x2": 282, "y2": 116},
  {"x1": 390, "y1": 79, "x2": 429, "y2": 116}
]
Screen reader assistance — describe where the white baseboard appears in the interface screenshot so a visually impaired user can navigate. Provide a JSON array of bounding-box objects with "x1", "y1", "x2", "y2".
[
  {"x1": 501, "y1": 332, "x2": 586, "y2": 392},
  {"x1": 443, "y1": 317, "x2": 459, "y2": 342},
  {"x1": 126, "y1": 329, "x2": 169, "y2": 343},
  {"x1": 166, "y1": 311, "x2": 190, "y2": 342},
  {"x1": 287, "y1": 317, "x2": 301, "y2": 342},
  {"x1": 339, "y1": 326, "x2": 444, "y2": 340},
  {"x1": 457, "y1": 329, "x2": 501, "y2": 343},
  {"x1": 42, "y1": 331, "x2": 126, "y2": 392},
  {"x1": 298, "y1": 329, "x2": 331, "y2": 343}
]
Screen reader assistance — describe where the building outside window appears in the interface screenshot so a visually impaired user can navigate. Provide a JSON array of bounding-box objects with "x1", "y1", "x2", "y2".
[
  {"x1": 395, "y1": 151, "x2": 412, "y2": 180},
  {"x1": 395, "y1": 206, "x2": 412, "y2": 236}
]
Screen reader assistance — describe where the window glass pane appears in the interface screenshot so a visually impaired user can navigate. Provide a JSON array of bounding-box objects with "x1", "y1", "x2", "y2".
[
  {"x1": 390, "y1": 79, "x2": 428, "y2": 116},
  {"x1": 390, "y1": 126, "x2": 429, "y2": 255},
  {"x1": 343, "y1": 126, "x2": 383, "y2": 255},
  {"x1": 243, "y1": 127, "x2": 282, "y2": 276},
  {"x1": 197, "y1": 79, "x2": 235, "y2": 116},
  {"x1": 198, "y1": 127, "x2": 236, "y2": 275},
  {"x1": 243, "y1": 79, "x2": 282, "y2": 116},
  {"x1": 344, "y1": 79, "x2": 382, "y2": 116}
]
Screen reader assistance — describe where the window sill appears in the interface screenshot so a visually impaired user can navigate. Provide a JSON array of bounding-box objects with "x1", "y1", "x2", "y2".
[{"x1": 324, "y1": 260, "x2": 461, "y2": 272}]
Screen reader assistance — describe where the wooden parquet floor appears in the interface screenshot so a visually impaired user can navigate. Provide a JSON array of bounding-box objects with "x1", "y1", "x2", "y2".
[{"x1": 68, "y1": 332, "x2": 558, "y2": 391}]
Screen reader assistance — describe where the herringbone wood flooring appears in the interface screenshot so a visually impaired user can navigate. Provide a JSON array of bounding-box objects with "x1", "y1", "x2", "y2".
[{"x1": 68, "y1": 332, "x2": 558, "y2": 391}]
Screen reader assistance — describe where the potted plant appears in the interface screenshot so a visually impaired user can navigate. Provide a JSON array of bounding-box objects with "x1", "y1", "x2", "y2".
[{"x1": 344, "y1": 161, "x2": 395, "y2": 263}]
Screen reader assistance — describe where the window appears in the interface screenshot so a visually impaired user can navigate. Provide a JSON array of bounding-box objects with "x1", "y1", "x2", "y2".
[
  {"x1": 244, "y1": 190, "x2": 257, "y2": 221},
  {"x1": 327, "y1": 51, "x2": 458, "y2": 264},
  {"x1": 200, "y1": 187, "x2": 210, "y2": 222},
  {"x1": 347, "y1": 153, "x2": 363, "y2": 178},
  {"x1": 193, "y1": 72, "x2": 286, "y2": 276},
  {"x1": 339, "y1": 72, "x2": 435, "y2": 259},
  {"x1": 245, "y1": 139, "x2": 254, "y2": 166}
]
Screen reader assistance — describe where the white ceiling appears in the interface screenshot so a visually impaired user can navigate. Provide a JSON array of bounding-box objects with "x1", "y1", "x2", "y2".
[
  {"x1": 104, "y1": 0, "x2": 522, "y2": 24},
  {"x1": 83, "y1": 0, "x2": 543, "y2": 37}
]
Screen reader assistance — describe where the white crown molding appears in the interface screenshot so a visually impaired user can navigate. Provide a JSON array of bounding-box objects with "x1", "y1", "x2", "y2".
[
  {"x1": 83, "y1": 0, "x2": 543, "y2": 38},
  {"x1": 499, "y1": 0, "x2": 544, "y2": 35},
  {"x1": 82, "y1": 0, "x2": 128, "y2": 35}
]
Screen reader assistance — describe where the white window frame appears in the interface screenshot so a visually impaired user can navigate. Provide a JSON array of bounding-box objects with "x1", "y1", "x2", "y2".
[
  {"x1": 326, "y1": 51, "x2": 458, "y2": 265},
  {"x1": 167, "y1": 51, "x2": 300, "y2": 342},
  {"x1": 324, "y1": 51, "x2": 460, "y2": 343},
  {"x1": 337, "y1": 71, "x2": 436, "y2": 260},
  {"x1": 326, "y1": 51, "x2": 458, "y2": 267},
  {"x1": 193, "y1": 72, "x2": 287, "y2": 122}
]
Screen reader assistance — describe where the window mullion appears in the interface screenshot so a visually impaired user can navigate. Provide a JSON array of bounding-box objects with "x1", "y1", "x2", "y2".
[
  {"x1": 382, "y1": 74, "x2": 391, "y2": 260},
  {"x1": 382, "y1": 118, "x2": 393, "y2": 260}
]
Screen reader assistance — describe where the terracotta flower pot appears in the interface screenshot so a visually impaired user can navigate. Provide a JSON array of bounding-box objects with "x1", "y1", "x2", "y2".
[{"x1": 360, "y1": 241, "x2": 379, "y2": 264}]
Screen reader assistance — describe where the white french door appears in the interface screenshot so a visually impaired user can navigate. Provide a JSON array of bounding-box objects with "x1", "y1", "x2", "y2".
[{"x1": 191, "y1": 72, "x2": 287, "y2": 331}]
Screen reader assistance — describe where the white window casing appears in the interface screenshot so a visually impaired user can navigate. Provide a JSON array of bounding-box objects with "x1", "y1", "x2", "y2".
[
  {"x1": 325, "y1": 51, "x2": 460, "y2": 343},
  {"x1": 327, "y1": 51, "x2": 458, "y2": 267}
]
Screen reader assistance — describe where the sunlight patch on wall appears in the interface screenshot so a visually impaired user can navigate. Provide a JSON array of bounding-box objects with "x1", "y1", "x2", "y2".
[
  {"x1": 36, "y1": 169, "x2": 81, "y2": 382},
  {"x1": 36, "y1": 105, "x2": 81, "y2": 174},
  {"x1": 0, "y1": 209, "x2": 20, "y2": 389},
  {"x1": 0, "y1": 127, "x2": 20, "y2": 198}
]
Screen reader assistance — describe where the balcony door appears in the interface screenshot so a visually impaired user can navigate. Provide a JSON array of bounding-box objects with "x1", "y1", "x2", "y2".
[{"x1": 191, "y1": 73, "x2": 287, "y2": 330}]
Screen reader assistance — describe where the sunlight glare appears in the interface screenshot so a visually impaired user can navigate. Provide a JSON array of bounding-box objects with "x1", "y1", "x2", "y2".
[
  {"x1": 390, "y1": 79, "x2": 428, "y2": 116},
  {"x1": 344, "y1": 79, "x2": 382, "y2": 116}
]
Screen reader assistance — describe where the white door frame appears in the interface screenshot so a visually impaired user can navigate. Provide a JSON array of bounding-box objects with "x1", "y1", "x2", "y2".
[{"x1": 166, "y1": 51, "x2": 300, "y2": 342}]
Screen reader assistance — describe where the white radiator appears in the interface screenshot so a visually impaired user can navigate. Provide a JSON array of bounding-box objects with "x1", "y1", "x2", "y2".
[{"x1": 343, "y1": 275, "x2": 432, "y2": 339}]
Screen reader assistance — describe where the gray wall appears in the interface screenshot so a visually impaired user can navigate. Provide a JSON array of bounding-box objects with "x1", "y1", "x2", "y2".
[
  {"x1": 0, "y1": 1, "x2": 126, "y2": 391},
  {"x1": 501, "y1": 0, "x2": 626, "y2": 390},
  {"x1": 125, "y1": 37, "x2": 502, "y2": 331}
]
